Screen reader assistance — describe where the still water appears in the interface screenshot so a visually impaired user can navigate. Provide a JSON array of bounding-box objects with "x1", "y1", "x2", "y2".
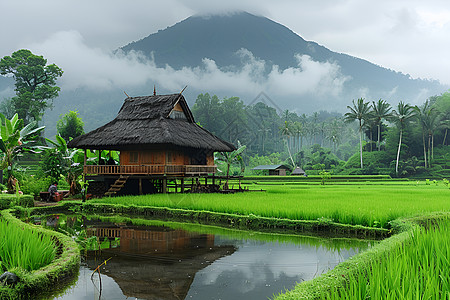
[{"x1": 37, "y1": 215, "x2": 370, "y2": 300}]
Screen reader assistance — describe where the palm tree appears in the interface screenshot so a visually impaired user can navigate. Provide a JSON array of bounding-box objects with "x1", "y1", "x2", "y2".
[
  {"x1": 280, "y1": 121, "x2": 296, "y2": 167},
  {"x1": 344, "y1": 98, "x2": 371, "y2": 168},
  {"x1": 415, "y1": 101, "x2": 441, "y2": 168},
  {"x1": 441, "y1": 115, "x2": 450, "y2": 146},
  {"x1": 292, "y1": 121, "x2": 303, "y2": 152},
  {"x1": 426, "y1": 108, "x2": 440, "y2": 163},
  {"x1": 363, "y1": 115, "x2": 377, "y2": 152},
  {"x1": 326, "y1": 118, "x2": 343, "y2": 153},
  {"x1": 414, "y1": 101, "x2": 431, "y2": 168},
  {"x1": 371, "y1": 99, "x2": 392, "y2": 151},
  {"x1": 392, "y1": 102, "x2": 416, "y2": 176}
]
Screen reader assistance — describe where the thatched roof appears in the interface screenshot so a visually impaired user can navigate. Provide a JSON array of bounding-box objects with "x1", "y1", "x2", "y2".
[
  {"x1": 252, "y1": 164, "x2": 292, "y2": 171},
  {"x1": 68, "y1": 94, "x2": 235, "y2": 151},
  {"x1": 291, "y1": 167, "x2": 306, "y2": 175}
]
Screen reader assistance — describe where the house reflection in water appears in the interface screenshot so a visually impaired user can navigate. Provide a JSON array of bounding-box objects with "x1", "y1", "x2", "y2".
[{"x1": 85, "y1": 221, "x2": 236, "y2": 300}]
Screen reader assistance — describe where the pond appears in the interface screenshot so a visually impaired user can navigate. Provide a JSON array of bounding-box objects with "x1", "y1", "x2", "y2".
[{"x1": 34, "y1": 215, "x2": 372, "y2": 300}]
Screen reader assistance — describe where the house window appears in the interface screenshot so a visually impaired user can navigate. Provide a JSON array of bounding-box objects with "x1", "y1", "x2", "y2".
[{"x1": 130, "y1": 152, "x2": 139, "y2": 164}]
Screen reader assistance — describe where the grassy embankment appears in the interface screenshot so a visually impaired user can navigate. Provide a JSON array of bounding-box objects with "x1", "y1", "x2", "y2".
[
  {"x1": 0, "y1": 209, "x2": 80, "y2": 299},
  {"x1": 318, "y1": 220, "x2": 450, "y2": 299},
  {"x1": 88, "y1": 179, "x2": 449, "y2": 229}
]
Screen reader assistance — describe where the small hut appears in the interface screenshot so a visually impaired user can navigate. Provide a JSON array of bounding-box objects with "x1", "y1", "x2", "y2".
[
  {"x1": 252, "y1": 164, "x2": 292, "y2": 176},
  {"x1": 291, "y1": 167, "x2": 307, "y2": 176},
  {"x1": 68, "y1": 93, "x2": 235, "y2": 195}
]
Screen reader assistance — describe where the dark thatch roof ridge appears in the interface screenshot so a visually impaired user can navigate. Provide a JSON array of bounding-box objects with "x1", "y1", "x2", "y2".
[
  {"x1": 116, "y1": 94, "x2": 195, "y2": 122},
  {"x1": 68, "y1": 94, "x2": 235, "y2": 151},
  {"x1": 252, "y1": 164, "x2": 292, "y2": 170}
]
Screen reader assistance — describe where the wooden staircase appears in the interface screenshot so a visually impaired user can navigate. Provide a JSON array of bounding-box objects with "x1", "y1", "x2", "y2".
[{"x1": 104, "y1": 175, "x2": 129, "y2": 197}]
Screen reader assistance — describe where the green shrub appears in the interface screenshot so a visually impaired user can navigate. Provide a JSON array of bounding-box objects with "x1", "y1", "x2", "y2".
[
  {"x1": 345, "y1": 151, "x2": 394, "y2": 169},
  {"x1": 21, "y1": 176, "x2": 53, "y2": 197},
  {"x1": 0, "y1": 194, "x2": 34, "y2": 209},
  {"x1": 15, "y1": 195, "x2": 34, "y2": 208}
]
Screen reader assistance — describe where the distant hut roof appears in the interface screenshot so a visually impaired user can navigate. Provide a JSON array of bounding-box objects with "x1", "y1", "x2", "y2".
[
  {"x1": 68, "y1": 94, "x2": 235, "y2": 151},
  {"x1": 252, "y1": 164, "x2": 292, "y2": 171},
  {"x1": 291, "y1": 167, "x2": 306, "y2": 175}
]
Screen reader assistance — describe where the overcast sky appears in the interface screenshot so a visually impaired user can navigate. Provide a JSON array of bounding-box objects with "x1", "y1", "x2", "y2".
[{"x1": 1, "y1": 0, "x2": 450, "y2": 87}]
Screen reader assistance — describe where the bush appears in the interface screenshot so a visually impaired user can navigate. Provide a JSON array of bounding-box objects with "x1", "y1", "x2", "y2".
[
  {"x1": 21, "y1": 176, "x2": 53, "y2": 197},
  {"x1": 0, "y1": 194, "x2": 34, "y2": 209},
  {"x1": 345, "y1": 151, "x2": 393, "y2": 169},
  {"x1": 15, "y1": 195, "x2": 34, "y2": 207}
]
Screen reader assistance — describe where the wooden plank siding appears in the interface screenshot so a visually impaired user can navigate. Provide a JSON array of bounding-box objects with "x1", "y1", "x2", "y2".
[
  {"x1": 120, "y1": 150, "x2": 214, "y2": 166},
  {"x1": 84, "y1": 164, "x2": 217, "y2": 175}
]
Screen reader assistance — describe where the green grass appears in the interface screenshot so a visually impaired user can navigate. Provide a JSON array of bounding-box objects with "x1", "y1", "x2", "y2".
[
  {"x1": 319, "y1": 219, "x2": 450, "y2": 299},
  {"x1": 0, "y1": 218, "x2": 56, "y2": 272},
  {"x1": 90, "y1": 180, "x2": 450, "y2": 228}
]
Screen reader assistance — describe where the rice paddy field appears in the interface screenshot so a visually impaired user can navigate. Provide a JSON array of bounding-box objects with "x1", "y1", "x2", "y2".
[
  {"x1": 318, "y1": 221, "x2": 450, "y2": 300},
  {"x1": 90, "y1": 179, "x2": 450, "y2": 228},
  {"x1": 0, "y1": 218, "x2": 56, "y2": 272},
  {"x1": 86, "y1": 177, "x2": 450, "y2": 299}
]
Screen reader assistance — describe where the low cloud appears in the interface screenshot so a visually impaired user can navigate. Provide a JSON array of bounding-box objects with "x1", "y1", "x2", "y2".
[{"x1": 28, "y1": 30, "x2": 349, "y2": 102}]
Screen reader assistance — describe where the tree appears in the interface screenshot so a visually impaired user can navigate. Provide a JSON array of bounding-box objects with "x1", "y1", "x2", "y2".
[
  {"x1": 326, "y1": 118, "x2": 343, "y2": 153},
  {"x1": 392, "y1": 102, "x2": 416, "y2": 176},
  {"x1": 344, "y1": 98, "x2": 371, "y2": 168},
  {"x1": 0, "y1": 113, "x2": 44, "y2": 192},
  {"x1": 192, "y1": 93, "x2": 225, "y2": 134},
  {"x1": 280, "y1": 121, "x2": 296, "y2": 167},
  {"x1": 432, "y1": 92, "x2": 450, "y2": 145},
  {"x1": 0, "y1": 49, "x2": 63, "y2": 124},
  {"x1": 414, "y1": 101, "x2": 432, "y2": 168},
  {"x1": 371, "y1": 99, "x2": 392, "y2": 151},
  {"x1": 216, "y1": 141, "x2": 246, "y2": 190},
  {"x1": 57, "y1": 111, "x2": 85, "y2": 142}
]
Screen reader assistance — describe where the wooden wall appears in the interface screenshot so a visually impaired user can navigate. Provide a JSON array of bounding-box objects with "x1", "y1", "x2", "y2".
[{"x1": 120, "y1": 149, "x2": 213, "y2": 166}]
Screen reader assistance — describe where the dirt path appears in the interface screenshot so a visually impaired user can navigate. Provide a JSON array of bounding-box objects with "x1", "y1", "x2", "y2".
[{"x1": 34, "y1": 201, "x2": 60, "y2": 207}]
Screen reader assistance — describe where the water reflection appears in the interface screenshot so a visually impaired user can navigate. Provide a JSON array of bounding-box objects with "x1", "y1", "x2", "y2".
[
  {"x1": 186, "y1": 241, "x2": 353, "y2": 300},
  {"x1": 39, "y1": 215, "x2": 368, "y2": 300}
]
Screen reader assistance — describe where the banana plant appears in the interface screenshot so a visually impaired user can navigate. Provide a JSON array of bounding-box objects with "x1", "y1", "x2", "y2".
[
  {"x1": 0, "y1": 113, "x2": 45, "y2": 192},
  {"x1": 46, "y1": 135, "x2": 84, "y2": 195},
  {"x1": 216, "y1": 141, "x2": 246, "y2": 190}
]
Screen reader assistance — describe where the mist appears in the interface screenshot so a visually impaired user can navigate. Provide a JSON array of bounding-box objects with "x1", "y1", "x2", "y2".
[{"x1": 27, "y1": 30, "x2": 350, "y2": 108}]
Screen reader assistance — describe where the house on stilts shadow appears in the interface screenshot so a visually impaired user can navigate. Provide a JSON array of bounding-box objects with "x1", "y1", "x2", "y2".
[{"x1": 67, "y1": 93, "x2": 236, "y2": 196}]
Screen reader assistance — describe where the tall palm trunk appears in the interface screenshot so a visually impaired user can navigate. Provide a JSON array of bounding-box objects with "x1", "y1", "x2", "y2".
[
  {"x1": 422, "y1": 132, "x2": 427, "y2": 168},
  {"x1": 432, "y1": 134, "x2": 434, "y2": 160},
  {"x1": 396, "y1": 129, "x2": 403, "y2": 175},
  {"x1": 443, "y1": 128, "x2": 448, "y2": 145},
  {"x1": 359, "y1": 119, "x2": 363, "y2": 169},
  {"x1": 428, "y1": 133, "x2": 431, "y2": 168},
  {"x1": 377, "y1": 124, "x2": 381, "y2": 151}
]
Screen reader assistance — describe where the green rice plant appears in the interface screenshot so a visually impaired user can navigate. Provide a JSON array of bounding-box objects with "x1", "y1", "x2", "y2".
[
  {"x1": 318, "y1": 220, "x2": 450, "y2": 299},
  {"x1": 0, "y1": 218, "x2": 56, "y2": 272},
  {"x1": 89, "y1": 182, "x2": 450, "y2": 228}
]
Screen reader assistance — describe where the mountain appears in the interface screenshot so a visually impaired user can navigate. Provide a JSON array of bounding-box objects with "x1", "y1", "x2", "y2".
[{"x1": 120, "y1": 12, "x2": 445, "y2": 108}]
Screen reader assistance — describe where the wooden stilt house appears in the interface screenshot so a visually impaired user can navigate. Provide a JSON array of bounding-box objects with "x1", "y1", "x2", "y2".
[{"x1": 68, "y1": 93, "x2": 235, "y2": 195}]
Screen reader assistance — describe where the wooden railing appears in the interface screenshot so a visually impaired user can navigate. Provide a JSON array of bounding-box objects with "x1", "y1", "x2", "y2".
[{"x1": 84, "y1": 164, "x2": 217, "y2": 175}]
